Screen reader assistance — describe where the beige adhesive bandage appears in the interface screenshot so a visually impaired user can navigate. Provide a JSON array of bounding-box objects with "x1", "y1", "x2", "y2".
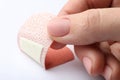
[{"x1": 18, "y1": 13, "x2": 74, "y2": 69}]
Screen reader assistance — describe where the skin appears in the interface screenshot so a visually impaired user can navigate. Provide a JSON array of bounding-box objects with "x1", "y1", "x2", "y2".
[{"x1": 47, "y1": 0, "x2": 120, "y2": 80}]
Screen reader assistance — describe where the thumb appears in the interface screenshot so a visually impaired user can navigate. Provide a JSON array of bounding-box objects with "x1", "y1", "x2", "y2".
[{"x1": 47, "y1": 8, "x2": 120, "y2": 45}]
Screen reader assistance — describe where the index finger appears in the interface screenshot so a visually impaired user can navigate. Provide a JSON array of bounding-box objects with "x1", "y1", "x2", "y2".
[
  {"x1": 58, "y1": 0, "x2": 88, "y2": 15},
  {"x1": 58, "y1": 0, "x2": 112, "y2": 15}
]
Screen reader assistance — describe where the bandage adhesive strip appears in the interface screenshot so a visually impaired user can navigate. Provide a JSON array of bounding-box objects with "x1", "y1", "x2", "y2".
[{"x1": 18, "y1": 13, "x2": 74, "y2": 69}]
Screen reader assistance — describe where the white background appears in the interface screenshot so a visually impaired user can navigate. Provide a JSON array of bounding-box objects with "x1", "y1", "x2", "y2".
[{"x1": 0, "y1": 0, "x2": 104, "y2": 80}]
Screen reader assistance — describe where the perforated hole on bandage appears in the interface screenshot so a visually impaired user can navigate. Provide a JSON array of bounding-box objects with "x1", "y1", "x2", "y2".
[{"x1": 18, "y1": 13, "x2": 74, "y2": 69}]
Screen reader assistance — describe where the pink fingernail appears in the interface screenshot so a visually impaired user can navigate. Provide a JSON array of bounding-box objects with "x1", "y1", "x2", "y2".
[
  {"x1": 47, "y1": 18, "x2": 70, "y2": 37},
  {"x1": 83, "y1": 57, "x2": 92, "y2": 75}
]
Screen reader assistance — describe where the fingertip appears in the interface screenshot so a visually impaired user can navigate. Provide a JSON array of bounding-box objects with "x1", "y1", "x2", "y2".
[
  {"x1": 102, "y1": 66, "x2": 112, "y2": 80},
  {"x1": 102, "y1": 55, "x2": 120, "y2": 80},
  {"x1": 75, "y1": 45, "x2": 105, "y2": 76},
  {"x1": 110, "y1": 42, "x2": 120, "y2": 61}
]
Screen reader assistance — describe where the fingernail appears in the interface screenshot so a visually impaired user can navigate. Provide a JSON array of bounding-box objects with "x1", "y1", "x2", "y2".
[
  {"x1": 103, "y1": 66, "x2": 112, "y2": 80},
  {"x1": 47, "y1": 18, "x2": 70, "y2": 37},
  {"x1": 83, "y1": 57, "x2": 92, "y2": 75}
]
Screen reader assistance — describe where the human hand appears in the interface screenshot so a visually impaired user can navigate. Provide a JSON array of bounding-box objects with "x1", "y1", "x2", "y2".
[{"x1": 47, "y1": 0, "x2": 120, "y2": 80}]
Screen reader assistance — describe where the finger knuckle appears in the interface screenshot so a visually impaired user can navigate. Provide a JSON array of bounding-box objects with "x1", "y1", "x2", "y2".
[
  {"x1": 86, "y1": 9, "x2": 101, "y2": 28},
  {"x1": 110, "y1": 43, "x2": 120, "y2": 61},
  {"x1": 84, "y1": 9, "x2": 102, "y2": 41}
]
